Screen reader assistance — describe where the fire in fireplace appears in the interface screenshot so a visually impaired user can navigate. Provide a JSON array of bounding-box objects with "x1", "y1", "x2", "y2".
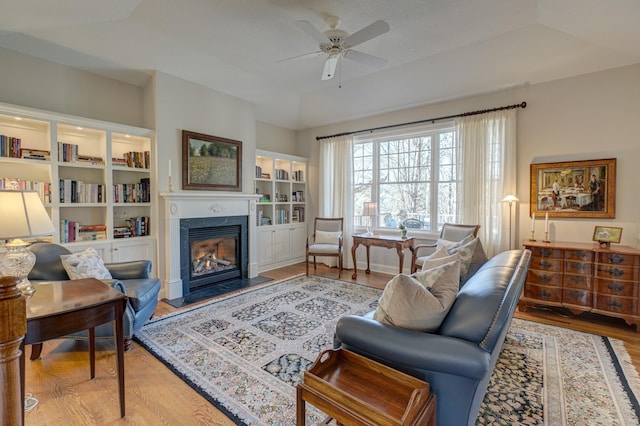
[{"x1": 180, "y1": 216, "x2": 248, "y2": 295}]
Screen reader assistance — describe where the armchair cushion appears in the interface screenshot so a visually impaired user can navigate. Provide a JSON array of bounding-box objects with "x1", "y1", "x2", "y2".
[
  {"x1": 374, "y1": 260, "x2": 460, "y2": 332},
  {"x1": 60, "y1": 247, "x2": 113, "y2": 279},
  {"x1": 314, "y1": 230, "x2": 341, "y2": 245},
  {"x1": 308, "y1": 243, "x2": 341, "y2": 254},
  {"x1": 118, "y1": 278, "x2": 159, "y2": 311}
]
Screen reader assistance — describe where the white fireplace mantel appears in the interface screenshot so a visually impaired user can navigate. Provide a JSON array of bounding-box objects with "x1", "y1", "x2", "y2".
[{"x1": 160, "y1": 192, "x2": 261, "y2": 300}]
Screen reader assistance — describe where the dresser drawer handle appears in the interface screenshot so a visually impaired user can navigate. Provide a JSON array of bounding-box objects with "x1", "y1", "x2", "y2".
[
  {"x1": 539, "y1": 260, "x2": 552, "y2": 269},
  {"x1": 541, "y1": 249, "x2": 553, "y2": 257},
  {"x1": 569, "y1": 291, "x2": 583, "y2": 299},
  {"x1": 607, "y1": 301, "x2": 623, "y2": 309},
  {"x1": 570, "y1": 263, "x2": 587, "y2": 273},
  {"x1": 538, "y1": 290, "x2": 552, "y2": 299},
  {"x1": 608, "y1": 254, "x2": 625, "y2": 264},
  {"x1": 607, "y1": 268, "x2": 625, "y2": 278},
  {"x1": 571, "y1": 250, "x2": 588, "y2": 259},
  {"x1": 539, "y1": 274, "x2": 552, "y2": 283},
  {"x1": 607, "y1": 283, "x2": 625, "y2": 293},
  {"x1": 570, "y1": 276, "x2": 585, "y2": 284}
]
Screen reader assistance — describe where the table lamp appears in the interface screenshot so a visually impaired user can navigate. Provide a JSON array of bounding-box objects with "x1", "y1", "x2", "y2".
[
  {"x1": 0, "y1": 190, "x2": 56, "y2": 297},
  {"x1": 363, "y1": 202, "x2": 377, "y2": 236},
  {"x1": 502, "y1": 194, "x2": 519, "y2": 250}
]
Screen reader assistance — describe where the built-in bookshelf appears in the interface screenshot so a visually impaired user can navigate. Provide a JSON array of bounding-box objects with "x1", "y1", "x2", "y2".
[
  {"x1": 0, "y1": 101, "x2": 156, "y2": 262},
  {"x1": 255, "y1": 150, "x2": 307, "y2": 271}
]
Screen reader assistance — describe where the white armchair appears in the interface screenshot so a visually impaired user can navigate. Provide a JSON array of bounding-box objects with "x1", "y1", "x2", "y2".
[{"x1": 306, "y1": 217, "x2": 344, "y2": 278}]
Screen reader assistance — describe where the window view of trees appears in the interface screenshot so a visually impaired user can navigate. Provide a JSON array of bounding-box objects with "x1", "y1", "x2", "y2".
[{"x1": 353, "y1": 125, "x2": 458, "y2": 233}]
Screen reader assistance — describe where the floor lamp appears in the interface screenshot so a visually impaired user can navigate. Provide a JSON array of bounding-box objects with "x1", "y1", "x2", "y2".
[{"x1": 502, "y1": 195, "x2": 519, "y2": 250}]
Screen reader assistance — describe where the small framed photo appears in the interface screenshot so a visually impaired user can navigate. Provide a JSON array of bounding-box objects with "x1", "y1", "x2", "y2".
[
  {"x1": 182, "y1": 130, "x2": 242, "y2": 191},
  {"x1": 592, "y1": 226, "x2": 622, "y2": 246}
]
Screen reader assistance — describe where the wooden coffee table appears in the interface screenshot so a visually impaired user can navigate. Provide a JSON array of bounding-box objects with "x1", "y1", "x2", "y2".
[
  {"x1": 19, "y1": 278, "x2": 128, "y2": 421},
  {"x1": 297, "y1": 348, "x2": 436, "y2": 425}
]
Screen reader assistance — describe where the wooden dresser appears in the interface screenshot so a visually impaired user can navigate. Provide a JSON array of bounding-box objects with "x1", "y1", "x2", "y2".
[{"x1": 520, "y1": 241, "x2": 640, "y2": 330}]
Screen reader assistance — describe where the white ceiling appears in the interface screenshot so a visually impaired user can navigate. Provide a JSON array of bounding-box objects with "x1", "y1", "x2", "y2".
[{"x1": 1, "y1": 0, "x2": 639, "y2": 130}]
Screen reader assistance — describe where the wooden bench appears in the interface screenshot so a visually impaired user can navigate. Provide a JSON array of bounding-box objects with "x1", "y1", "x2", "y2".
[{"x1": 297, "y1": 348, "x2": 436, "y2": 425}]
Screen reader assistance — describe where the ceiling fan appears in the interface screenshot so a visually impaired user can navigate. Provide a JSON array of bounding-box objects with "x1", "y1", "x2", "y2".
[{"x1": 281, "y1": 15, "x2": 390, "y2": 80}]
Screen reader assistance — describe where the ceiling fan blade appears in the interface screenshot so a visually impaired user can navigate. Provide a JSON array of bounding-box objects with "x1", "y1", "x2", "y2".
[
  {"x1": 343, "y1": 49, "x2": 387, "y2": 68},
  {"x1": 295, "y1": 20, "x2": 330, "y2": 44},
  {"x1": 276, "y1": 50, "x2": 323, "y2": 63},
  {"x1": 321, "y1": 54, "x2": 339, "y2": 80},
  {"x1": 344, "y1": 20, "x2": 389, "y2": 48}
]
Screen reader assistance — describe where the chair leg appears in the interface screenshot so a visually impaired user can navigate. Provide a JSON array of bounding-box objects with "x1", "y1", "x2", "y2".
[
  {"x1": 306, "y1": 253, "x2": 309, "y2": 276},
  {"x1": 313, "y1": 256, "x2": 317, "y2": 272},
  {"x1": 30, "y1": 343, "x2": 43, "y2": 360},
  {"x1": 338, "y1": 255, "x2": 342, "y2": 279}
]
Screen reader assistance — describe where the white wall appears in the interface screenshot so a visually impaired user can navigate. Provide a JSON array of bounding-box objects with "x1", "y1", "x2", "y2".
[
  {"x1": 256, "y1": 121, "x2": 296, "y2": 154},
  {"x1": 0, "y1": 47, "x2": 145, "y2": 127},
  {"x1": 298, "y1": 64, "x2": 640, "y2": 274}
]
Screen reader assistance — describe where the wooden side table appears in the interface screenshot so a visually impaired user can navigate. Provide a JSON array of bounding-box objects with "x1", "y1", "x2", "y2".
[
  {"x1": 297, "y1": 348, "x2": 436, "y2": 426},
  {"x1": 352, "y1": 234, "x2": 415, "y2": 279}
]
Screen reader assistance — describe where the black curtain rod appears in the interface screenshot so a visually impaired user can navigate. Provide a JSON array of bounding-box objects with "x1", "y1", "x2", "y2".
[{"x1": 315, "y1": 101, "x2": 527, "y2": 141}]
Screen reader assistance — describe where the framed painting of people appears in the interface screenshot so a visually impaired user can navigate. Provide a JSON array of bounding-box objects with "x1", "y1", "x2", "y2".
[
  {"x1": 530, "y1": 158, "x2": 616, "y2": 218},
  {"x1": 182, "y1": 130, "x2": 242, "y2": 191}
]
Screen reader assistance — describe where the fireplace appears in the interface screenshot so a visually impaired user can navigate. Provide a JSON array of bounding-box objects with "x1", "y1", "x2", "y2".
[{"x1": 180, "y1": 215, "x2": 248, "y2": 295}]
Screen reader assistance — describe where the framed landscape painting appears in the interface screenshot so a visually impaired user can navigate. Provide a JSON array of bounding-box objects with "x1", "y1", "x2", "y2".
[
  {"x1": 530, "y1": 158, "x2": 616, "y2": 218},
  {"x1": 182, "y1": 130, "x2": 242, "y2": 191}
]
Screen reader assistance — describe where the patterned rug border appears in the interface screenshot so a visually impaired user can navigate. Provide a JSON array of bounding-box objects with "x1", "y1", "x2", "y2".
[
  {"x1": 135, "y1": 275, "x2": 640, "y2": 425},
  {"x1": 599, "y1": 333, "x2": 640, "y2": 416}
]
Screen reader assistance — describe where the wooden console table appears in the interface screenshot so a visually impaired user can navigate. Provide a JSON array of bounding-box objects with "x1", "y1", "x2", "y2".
[
  {"x1": 20, "y1": 278, "x2": 128, "y2": 420},
  {"x1": 352, "y1": 234, "x2": 415, "y2": 279},
  {"x1": 297, "y1": 348, "x2": 436, "y2": 425},
  {"x1": 521, "y1": 241, "x2": 640, "y2": 330}
]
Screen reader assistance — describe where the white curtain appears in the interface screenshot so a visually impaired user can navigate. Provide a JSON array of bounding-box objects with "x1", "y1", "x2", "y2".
[
  {"x1": 456, "y1": 109, "x2": 517, "y2": 257},
  {"x1": 319, "y1": 135, "x2": 354, "y2": 269}
]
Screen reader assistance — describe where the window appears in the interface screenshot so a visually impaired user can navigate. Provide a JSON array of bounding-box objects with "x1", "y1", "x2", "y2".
[{"x1": 352, "y1": 124, "x2": 459, "y2": 232}]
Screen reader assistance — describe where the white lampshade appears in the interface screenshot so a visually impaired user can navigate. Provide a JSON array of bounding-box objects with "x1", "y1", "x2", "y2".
[
  {"x1": 502, "y1": 194, "x2": 519, "y2": 203},
  {"x1": 0, "y1": 190, "x2": 55, "y2": 239},
  {"x1": 363, "y1": 202, "x2": 377, "y2": 216}
]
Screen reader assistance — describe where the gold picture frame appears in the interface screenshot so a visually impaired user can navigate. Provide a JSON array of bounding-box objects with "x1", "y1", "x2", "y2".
[
  {"x1": 593, "y1": 226, "x2": 622, "y2": 247},
  {"x1": 530, "y1": 158, "x2": 616, "y2": 218},
  {"x1": 182, "y1": 130, "x2": 242, "y2": 191}
]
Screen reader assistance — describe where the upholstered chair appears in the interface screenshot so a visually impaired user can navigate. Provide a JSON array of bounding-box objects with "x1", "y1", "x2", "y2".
[
  {"x1": 27, "y1": 242, "x2": 161, "y2": 356},
  {"x1": 411, "y1": 223, "x2": 480, "y2": 273},
  {"x1": 306, "y1": 217, "x2": 344, "y2": 278}
]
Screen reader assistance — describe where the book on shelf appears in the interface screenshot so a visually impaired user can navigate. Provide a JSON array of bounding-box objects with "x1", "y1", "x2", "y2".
[
  {"x1": 259, "y1": 193, "x2": 271, "y2": 202},
  {"x1": 255, "y1": 165, "x2": 262, "y2": 178},
  {"x1": 77, "y1": 154, "x2": 105, "y2": 165},
  {"x1": 0, "y1": 135, "x2": 22, "y2": 158},
  {"x1": 20, "y1": 148, "x2": 51, "y2": 161},
  {"x1": 57, "y1": 142, "x2": 79, "y2": 162},
  {"x1": 261, "y1": 172, "x2": 271, "y2": 179},
  {"x1": 113, "y1": 226, "x2": 132, "y2": 238},
  {"x1": 60, "y1": 221, "x2": 107, "y2": 243},
  {"x1": 293, "y1": 170, "x2": 304, "y2": 181},
  {"x1": 275, "y1": 168, "x2": 289, "y2": 180}
]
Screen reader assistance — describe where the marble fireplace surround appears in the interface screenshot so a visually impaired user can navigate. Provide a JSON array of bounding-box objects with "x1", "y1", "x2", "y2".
[{"x1": 161, "y1": 192, "x2": 260, "y2": 300}]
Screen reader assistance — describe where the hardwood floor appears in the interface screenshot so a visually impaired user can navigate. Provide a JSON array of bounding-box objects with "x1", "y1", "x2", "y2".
[{"x1": 23, "y1": 263, "x2": 640, "y2": 425}]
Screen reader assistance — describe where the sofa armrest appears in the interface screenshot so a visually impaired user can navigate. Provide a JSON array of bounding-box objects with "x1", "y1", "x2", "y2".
[
  {"x1": 104, "y1": 260, "x2": 152, "y2": 280},
  {"x1": 335, "y1": 314, "x2": 490, "y2": 380},
  {"x1": 100, "y1": 278, "x2": 128, "y2": 295}
]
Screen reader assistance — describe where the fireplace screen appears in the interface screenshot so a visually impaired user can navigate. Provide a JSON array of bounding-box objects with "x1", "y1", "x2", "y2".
[{"x1": 191, "y1": 237, "x2": 237, "y2": 277}]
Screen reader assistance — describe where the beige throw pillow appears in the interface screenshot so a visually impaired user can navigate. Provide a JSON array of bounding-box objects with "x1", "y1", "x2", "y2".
[
  {"x1": 421, "y1": 246, "x2": 460, "y2": 271},
  {"x1": 446, "y1": 237, "x2": 479, "y2": 280},
  {"x1": 374, "y1": 260, "x2": 460, "y2": 332},
  {"x1": 60, "y1": 247, "x2": 112, "y2": 280}
]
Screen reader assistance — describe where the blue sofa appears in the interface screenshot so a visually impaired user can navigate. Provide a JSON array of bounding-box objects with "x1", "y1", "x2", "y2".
[{"x1": 334, "y1": 249, "x2": 531, "y2": 426}]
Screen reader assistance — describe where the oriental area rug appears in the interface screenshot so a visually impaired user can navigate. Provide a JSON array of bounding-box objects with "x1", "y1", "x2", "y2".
[{"x1": 134, "y1": 275, "x2": 640, "y2": 425}]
